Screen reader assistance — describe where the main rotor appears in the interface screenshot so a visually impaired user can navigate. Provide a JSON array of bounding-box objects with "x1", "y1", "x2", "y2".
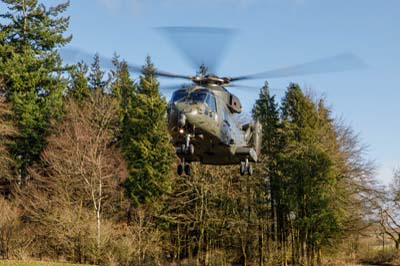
[
  {"x1": 183, "y1": 64, "x2": 231, "y2": 86},
  {"x1": 60, "y1": 27, "x2": 367, "y2": 92},
  {"x1": 127, "y1": 26, "x2": 367, "y2": 91}
]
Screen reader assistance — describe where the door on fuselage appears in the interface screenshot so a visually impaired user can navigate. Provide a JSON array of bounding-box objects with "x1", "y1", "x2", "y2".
[{"x1": 221, "y1": 108, "x2": 232, "y2": 145}]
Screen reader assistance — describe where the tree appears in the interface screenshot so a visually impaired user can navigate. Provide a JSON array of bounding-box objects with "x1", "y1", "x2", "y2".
[
  {"x1": 252, "y1": 81, "x2": 287, "y2": 264},
  {"x1": 121, "y1": 56, "x2": 174, "y2": 207},
  {"x1": 68, "y1": 61, "x2": 90, "y2": 102},
  {"x1": 89, "y1": 53, "x2": 106, "y2": 92},
  {"x1": 380, "y1": 169, "x2": 400, "y2": 250},
  {"x1": 279, "y1": 84, "x2": 349, "y2": 265},
  {"x1": 0, "y1": 0, "x2": 71, "y2": 53},
  {"x1": 0, "y1": 97, "x2": 17, "y2": 187},
  {"x1": 0, "y1": 196, "x2": 21, "y2": 259},
  {"x1": 0, "y1": 0, "x2": 71, "y2": 178},
  {"x1": 110, "y1": 55, "x2": 136, "y2": 133},
  {"x1": 19, "y1": 93, "x2": 128, "y2": 263}
]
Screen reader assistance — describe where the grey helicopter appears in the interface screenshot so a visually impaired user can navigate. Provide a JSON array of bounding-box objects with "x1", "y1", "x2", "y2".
[
  {"x1": 129, "y1": 27, "x2": 366, "y2": 176},
  {"x1": 61, "y1": 27, "x2": 366, "y2": 177}
]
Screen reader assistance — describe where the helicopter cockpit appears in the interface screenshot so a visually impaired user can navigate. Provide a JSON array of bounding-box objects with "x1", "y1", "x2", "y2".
[{"x1": 171, "y1": 88, "x2": 217, "y2": 112}]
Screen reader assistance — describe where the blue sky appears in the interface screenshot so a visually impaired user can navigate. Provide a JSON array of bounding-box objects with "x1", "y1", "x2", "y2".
[{"x1": 15, "y1": 0, "x2": 400, "y2": 183}]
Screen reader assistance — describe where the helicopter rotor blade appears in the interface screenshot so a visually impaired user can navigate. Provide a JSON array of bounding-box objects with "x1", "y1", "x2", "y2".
[
  {"x1": 230, "y1": 52, "x2": 367, "y2": 81},
  {"x1": 127, "y1": 64, "x2": 193, "y2": 80},
  {"x1": 226, "y1": 84, "x2": 261, "y2": 90},
  {"x1": 60, "y1": 47, "x2": 194, "y2": 80},
  {"x1": 157, "y1": 26, "x2": 237, "y2": 74},
  {"x1": 59, "y1": 47, "x2": 115, "y2": 69}
]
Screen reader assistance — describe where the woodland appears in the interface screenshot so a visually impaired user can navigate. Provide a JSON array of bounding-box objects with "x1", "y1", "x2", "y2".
[{"x1": 1, "y1": 1, "x2": 400, "y2": 266}]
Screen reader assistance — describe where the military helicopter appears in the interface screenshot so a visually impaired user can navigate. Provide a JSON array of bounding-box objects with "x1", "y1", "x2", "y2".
[
  {"x1": 164, "y1": 65, "x2": 263, "y2": 176},
  {"x1": 128, "y1": 27, "x2": 366, "y2": 176},
  {"x1": 61, "y1": 27, "x2": 366, "y2": 177}
]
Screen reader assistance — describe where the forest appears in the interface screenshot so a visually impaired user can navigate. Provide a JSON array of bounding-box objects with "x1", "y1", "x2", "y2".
[{"x1": 1, "y1": 1, "x2": 400, "y2": 266}]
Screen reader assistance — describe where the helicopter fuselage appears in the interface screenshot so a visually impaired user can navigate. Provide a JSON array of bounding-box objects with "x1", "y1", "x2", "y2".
[{"x1": 167, "y1": 85, "x2": 259, "y2": 166}]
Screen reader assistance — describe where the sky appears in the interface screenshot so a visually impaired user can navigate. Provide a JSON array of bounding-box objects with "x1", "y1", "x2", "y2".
[{"x1": 5, "y1": 0, "x2": 399, "y2": 184}]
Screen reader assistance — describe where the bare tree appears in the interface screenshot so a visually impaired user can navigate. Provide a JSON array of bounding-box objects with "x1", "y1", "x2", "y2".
[
  {"x1": 0, "y1": 97, "x2": 17, "y2": 194},
  {"x1": 19, "y1": 92, "x2": 128, "y2": 263},
  {"x1": 379, "y1": 169, "x2": 400, "y2": 250}
]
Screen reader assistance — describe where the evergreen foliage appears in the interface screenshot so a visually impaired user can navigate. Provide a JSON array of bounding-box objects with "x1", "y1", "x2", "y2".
[
  {"x1": 251, "y1": 82, "x2": 366, "y2": 264},
  {"x1": 110, "y1": 55, "x2": 136, "y2": 124},
  {"x1": 0, "y1": 0, "x2": 71, "y2": 177},
  {"x1": 89, "y1": 53, "x2": 106, "y2": 92},
  {"x1": 121, "y1": 56, "x2": 174, "y2": 207},
  {"x1": 252, "y1": 81, "x2": 286, "y2": 245},
  {"x1": 68, "y1": 61, "x2": 90, "y2": 102}
]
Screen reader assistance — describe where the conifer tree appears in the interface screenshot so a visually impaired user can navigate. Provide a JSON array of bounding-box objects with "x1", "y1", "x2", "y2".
[
  {"x1": 89, "y1": 53, "x2": 106, "y2": 92},
  {"x1": 110, "y1": 56, "x2": 136, "y2": 116},
  {"x1": 110, "y1": 56, "x2": 137, "y2": 143},
  {"x1": 252, "y1": 82, "x2": 282, "y2": 238},
  {"x1": 68, "y1": 61, "x2": 90, "y2": 102},
  {"x1": 280, "y1": 83, "x2": 341, "y2": 264},
  {"x1": 0, "y1": 0, "x2": 71, "y2": 177},
  {"x1": 121, "y1": 56, "x2": 174, "y2": 207}
]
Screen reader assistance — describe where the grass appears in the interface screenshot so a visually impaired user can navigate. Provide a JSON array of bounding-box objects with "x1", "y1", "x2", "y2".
[
  {"x1": 357, "y1": 247, "x2": 400, "y2": 266},
  {"x1": 0, "y1": 260, "x2": 95, "y2": 266}
]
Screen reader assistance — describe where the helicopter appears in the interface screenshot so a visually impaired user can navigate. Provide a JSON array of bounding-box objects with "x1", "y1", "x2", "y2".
[
  {"x1": 128, "y1": 27, "x2": 367, "y2": 176},
  {"x1": 60, "y1": 27, "x2": 366, "y2": 177},
  {"x1": 165, "y1": 65, "x2": 263, "y2": 176}
]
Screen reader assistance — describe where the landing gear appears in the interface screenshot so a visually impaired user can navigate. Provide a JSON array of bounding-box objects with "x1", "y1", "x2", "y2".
[
  {"x1": 240, "y1": 162, "x2": 246, "y2": 176},
  {"x1": 184, "y1": 134, "x2": 194, "y2": 155},
  {"x1": 247, "y1": 164, "x2": 253, "y2": 176},
  {"x1": 177, "y1": 164, "x2": 184, "y2": 176},
  {"x1": 181, "y1": 143, "x2": 194, "y2": 155},
  {"x1": 177, "y1": 158, "x2": 191, "y2": 176},
  {"x1": 240, "y1": 158, "x2": 253, "y2": 176},
  {"x1": 179, "y1": 135, "x2": 195, "y2": 155},
  {"x1": 184, "y1": 164, "x2": 191, "y2": 176},
  {"x1": 176, "y1": 134, "x2": 196, "y2": 176}
]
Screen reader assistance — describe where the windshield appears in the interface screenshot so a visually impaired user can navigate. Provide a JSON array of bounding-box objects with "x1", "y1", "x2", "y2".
[
  {"x1": 171, "y1": 89, "x2": 216, "y2": 107},
  {"x1": 171, "y1": 90, "x2": 188, "y2": 102},
  {"x1": 188, "y1": 91, "x2": 207, "y2": 102}
]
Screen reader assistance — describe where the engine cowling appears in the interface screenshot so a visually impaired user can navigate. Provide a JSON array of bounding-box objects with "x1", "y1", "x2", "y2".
[{"x1": 227, "y1": 93, "x2": 242, "y2": 113}]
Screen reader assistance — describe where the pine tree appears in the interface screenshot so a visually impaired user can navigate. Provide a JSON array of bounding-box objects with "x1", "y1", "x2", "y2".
[
  {"x1": 121, "y1": 56, "x2": 174, "y2": 207},
  {"x1": 252, "y1": 82, "x2": 289, "y2": 263},
  {"x1": 0, "y1": 0, "x2": 71, "y2": 177},
  {"x1": 110, "y1": 56, "x2": 136, "y2": 117},
  {"x1": 280, "y1": 83, "x2": 342, "y2": 264},
  {"x1": 89, "y1": 53, "x2": 106, "y2": 92},
  {"x1": 109, "y1": 56, "x2": 137, "y2": 143},
  {"x1": 68, "y1": 61, "x2": 90, "y2": 102}
]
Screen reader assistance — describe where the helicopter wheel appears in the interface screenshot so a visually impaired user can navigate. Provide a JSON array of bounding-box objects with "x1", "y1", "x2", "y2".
[
  {"x1": 247, "y1": 164, "x2": 253, "y2": 176},
  {"x1": 184, "y1": 164, "x2": 191, "y2": 176},
  {"x1": 177, "y1": 164, "x2": 183, "y2": 176},
  {"x1": 240, "y1": 162, "x2": 246, "y2": 176}
]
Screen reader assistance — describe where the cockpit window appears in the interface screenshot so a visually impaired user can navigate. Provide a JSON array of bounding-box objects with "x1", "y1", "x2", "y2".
[
  {"x1": 171, "y1": 90, "x2": 188, "y2": 102},
  {"x1": 172, "y1": 89, "x2": 217, "y2": 110},
  {"x1": 205, "y1": 94, "x2": 217, "y2": 112},
  {"x1": 188, "y1": 91, "x2": 208, "y2": 102}
]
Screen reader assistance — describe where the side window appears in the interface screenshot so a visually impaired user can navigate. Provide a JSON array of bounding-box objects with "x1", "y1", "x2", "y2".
[
  {"x1": 206, "y1": 94, "x2": 217, "y2": 112},
  {"x1": 171, "y1": 90, "x2": 187, "y2": 102}
]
